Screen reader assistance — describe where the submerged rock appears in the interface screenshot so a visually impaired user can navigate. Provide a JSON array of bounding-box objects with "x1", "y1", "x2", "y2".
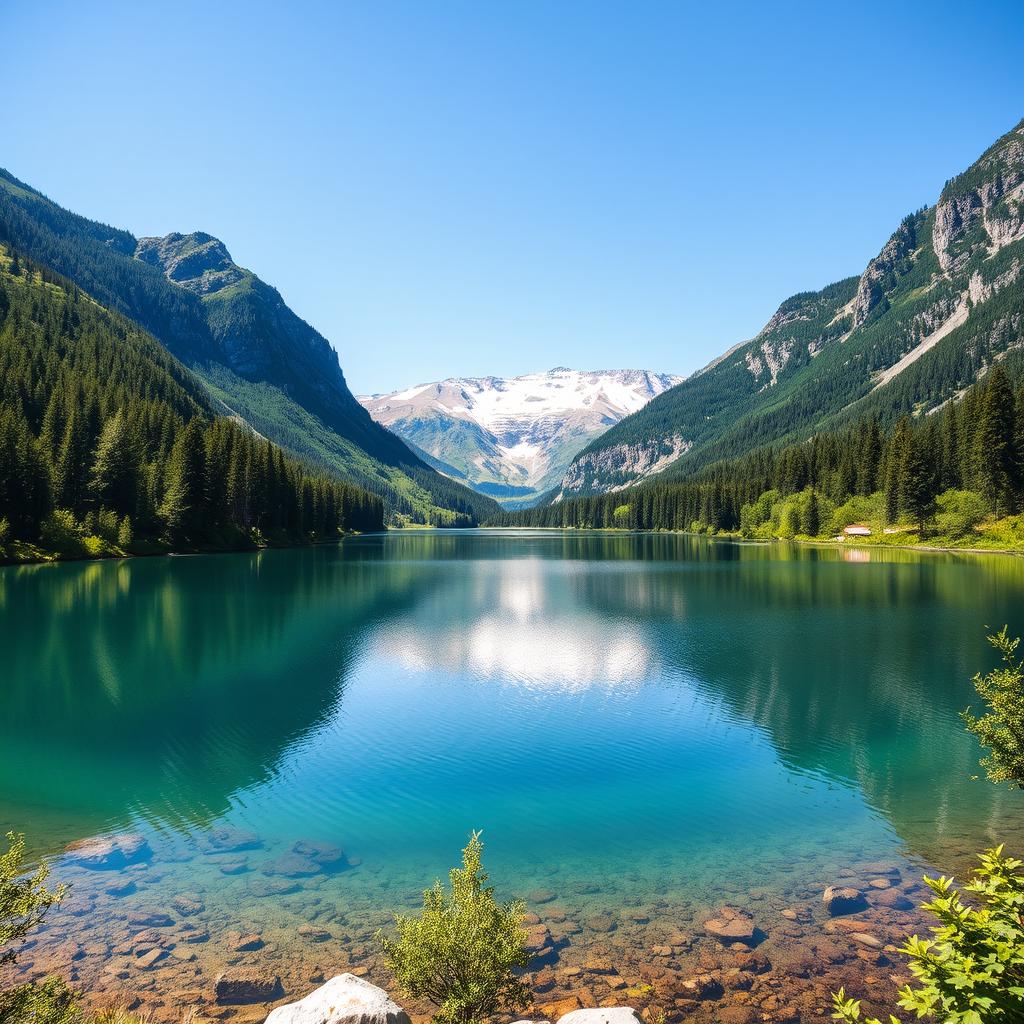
[
  {"x1": 202, "y1": 826, "x2": 263, "y2": 853},
  {"x1": 251, "y1": 878, "x2": 302, "y2": 898},
  {"x1": 680, "y1": 974, "x2": 725, "y2": 1000},
  {"x1": 127, "y1": 909, "x2": 174, "y2": 929},
  {"x1": 214, "y1": 969, "x2": 284, "y2": 1004},
  {"x1": 171, "y1": 894, "x2": 204, "y2": 916},
  {"x1": 293, "y1": 840, "x2": 347, "y2": 870},
  {"x1": 264, "y1": 973, "x2": 411, "y2": 1024},
  {"x1": 266, "y1": 853, "x2": 322, "y2": 878},
  {"x1": 823, "y1": 886, "x2": 868, "y2": 916},
  {"x1": 703, "y1": 908, "x2": 760, "y2": 945},
  {"x1": 65, "y1": 833, "x2": 151, "y2": 870},
  {"x1": 227, "y1": 931, "x2": 265, "y2": 952},
  {"x1": 105, "y1": 879, "x2": 137, "y2": 898}
]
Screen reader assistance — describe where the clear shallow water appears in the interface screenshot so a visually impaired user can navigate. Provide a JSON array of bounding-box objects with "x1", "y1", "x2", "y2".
[{"x1": 2, "y1": 531, "x2": 1023, "y2": 1016}]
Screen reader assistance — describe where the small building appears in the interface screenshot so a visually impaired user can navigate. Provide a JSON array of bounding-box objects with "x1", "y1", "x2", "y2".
[{"x1": 843, "y1": 523, "x2": 872, "y2": 537}]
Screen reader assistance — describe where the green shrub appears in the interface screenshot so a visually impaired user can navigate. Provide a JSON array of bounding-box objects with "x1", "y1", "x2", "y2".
[
  {"x1": 378, "y1": 832, "x2": 531, "y2": 1024},
  {"x1": 962, "y1": 627, "x2": 1024, "y2": 787},
  {"x1": 1, "y1": 833, "x2": 65, "y2": 964},
  {"x1": 935, "y1": 490, "x2": 988, "y2": 539},
  {"x1": 827, "y1": 493, "x2": 884, "y2": 537},
  {"x1": 117, "y1": 516, "x2": 133, "y2": 551},
  {"x1": 831, "y1": 846, "x2": 1024, "y2": 1024},
  {"x1": 1, "y1": 832, "x2": 79, "y2": 1024},
  {"x1": 96, "y1": 509, "x2": 120, "y2": 544},
  {"x1": 39, "y1": 510, "x2": 85, "y2": 556}
]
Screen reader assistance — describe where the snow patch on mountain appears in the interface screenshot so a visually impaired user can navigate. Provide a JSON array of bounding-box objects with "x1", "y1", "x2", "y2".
[{"x1": 360, "y1": 368, "x2": 683, "y2": 503}]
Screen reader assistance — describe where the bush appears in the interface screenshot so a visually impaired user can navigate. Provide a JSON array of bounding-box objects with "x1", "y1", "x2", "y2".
[
  {"x1": 828, "y1": 493, "x2": 883, "y2": 537},
  {"x1": 831, "y1": 846, "x2": 1024, "y2": 1024},
  {"x1": 39, "y1": 510, "x2": 85, "y2": 556},
  {"x1": 96, "y1": 509, "x2": 120, "y2": 544},
  {"x1": 1, "y1": 832, "x2": 78, "y2": 1024},
  {"x1": 935, "y1": 489, "x2": 988, "y2": 539},
  {"x1": 378, "y1": 832, "x2": 531, "y2": 1024},
  {"x1": 962, "y1": 627, "x2": 1024, "y2": 788},
  {"x1": 117, "y1": 516, "x2": 133, "y2": 551}
]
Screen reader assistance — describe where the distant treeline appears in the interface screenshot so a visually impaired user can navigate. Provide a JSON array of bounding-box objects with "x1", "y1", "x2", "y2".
[
  {"x1": 492, "y1": 364, "x2": 1024, "y2": 543},
  {"x1": 0, "y1": 247, "x2": 383, "y2": 560}
]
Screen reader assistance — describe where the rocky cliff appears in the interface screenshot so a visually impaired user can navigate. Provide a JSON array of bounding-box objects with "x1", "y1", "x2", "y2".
[{"x1": 556, "y1": 118, "x2": 1024, "y2": 498}]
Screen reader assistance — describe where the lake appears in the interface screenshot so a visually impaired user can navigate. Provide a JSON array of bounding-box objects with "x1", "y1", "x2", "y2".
[{"x1": 2, "y1": 531, "x2": 1023, "y2": 1021}]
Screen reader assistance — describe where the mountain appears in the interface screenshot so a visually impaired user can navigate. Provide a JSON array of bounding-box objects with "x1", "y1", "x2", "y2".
[
  {"x1": 556, "y1": 118, "x2": 1024, "y2": 498},
  {"x1": 360, "y1": 368, "x2": 683, "y2": 505},
  {"x1": 0, "y1": 171, "x2": 498, "y2": 526},
  {"x1": 0, "y1": 243, "x2": 384, "y2": 561}
]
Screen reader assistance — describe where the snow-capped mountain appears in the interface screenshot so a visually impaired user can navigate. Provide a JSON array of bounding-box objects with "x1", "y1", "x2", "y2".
[{"x1": 359, "y1": 368, "x2": 683, "y2": 505}]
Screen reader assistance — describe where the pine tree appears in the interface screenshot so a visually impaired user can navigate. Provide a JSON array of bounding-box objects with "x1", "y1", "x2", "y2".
[
  {"x1": 903, "y1": 430, "x2": 937, "y2": 535},
  {"x1": 89, "y1": 410, "x2": 138, "y2": 515},
  {"x1": 975, "y1": 366, "x2": 1018, "y2": 516},
  {"x1": 804, "y1": 490, "x2": 820, "y2": 537},
  {"x1": 159, "y1": 420, "x2": 207, "y2": 546}
]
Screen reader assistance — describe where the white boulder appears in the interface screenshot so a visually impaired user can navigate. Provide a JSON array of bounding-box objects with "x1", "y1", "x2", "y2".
[
  {"x1": 558, "y1": 1011, "x2": 643, "y2": 1024},
  {"x1": 264, "y1": 974, "x2": 411, "y2": 1024}
]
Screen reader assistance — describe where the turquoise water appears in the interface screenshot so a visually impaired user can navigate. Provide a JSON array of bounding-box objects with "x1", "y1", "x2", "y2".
[{"x1": 2, "y1": 531, "x2": 1023, "y2": 1013}]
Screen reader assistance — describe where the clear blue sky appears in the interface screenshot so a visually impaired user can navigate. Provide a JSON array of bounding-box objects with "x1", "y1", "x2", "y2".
[{"x1": 6, "y1": 1, "x2": 1023, "y2": 395}]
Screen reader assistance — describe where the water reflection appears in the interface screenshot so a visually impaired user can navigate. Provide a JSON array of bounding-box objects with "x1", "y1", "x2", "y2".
[
  {"x1": 3, "y1": 531, "x2": 1023, "y2": 868},
  {"x1": 0, "y1": 547, "x2": 432, "y2": 847}
]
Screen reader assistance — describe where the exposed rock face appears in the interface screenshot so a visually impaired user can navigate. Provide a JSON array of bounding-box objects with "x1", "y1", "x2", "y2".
[
  {"x1": 264, "y1": 974, "x2": 411, "y2": 1024},
  {"x1": 745, "y1": 336, "x2": 795, "y2": 386},
  {"x1": 822, "y1": 885, "x2": 868, "y2": 916},
  {"x1": 556, "y1": 435, "x2": 691, "y2": 499},
  {"x1": 933, "y1": 130, "x2": 1024, "y2": 274},
  {"x1": 552, "y1": 119, "x2": 1024, "y2": 501},
  {"x1": 853, "y1": 215, "x2": 920, "y2": 327},
  {"x1": 135, "y1": 233, "x2": 244, "y2": 296}
]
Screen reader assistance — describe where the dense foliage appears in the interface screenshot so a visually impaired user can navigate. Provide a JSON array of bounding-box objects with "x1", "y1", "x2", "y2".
[
  {"x1": 832, "y1": 847, "x2": 1024, "y2": 1024},
  {"x1": 963, "y1": 628, "x2": 1024, "y2": 788},
  {"x1": 0, "y1": 167, "x2": 497, "y2": 527},
  {"x1": 0, "y1": 833, "x2": 78, "y2": 1024},
  {"x1": 0, "y1": 246, "x2": 384, "y2": 559},
  {"x1": 494, "y1": 363, "x2": 1024, "y2": 550},
  {"x1": 378, "y1": 833, "x2": 531, "y2": 1024}
]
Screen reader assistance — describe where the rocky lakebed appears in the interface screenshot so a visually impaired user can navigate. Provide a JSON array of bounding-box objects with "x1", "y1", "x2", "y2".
[{"x1": 1, "y1": 823, "x2": 975, "y2": 1024}]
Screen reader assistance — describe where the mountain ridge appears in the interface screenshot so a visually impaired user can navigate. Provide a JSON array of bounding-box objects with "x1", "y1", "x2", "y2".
[
  {"x1": 553, "y1": 117, "x2": 1024, "y2": 499},
  {"x1": 0, "y1": 170, "x2": 498, "y2": 525},
  {"x1": 360, "y1": 367, "x2": 682, "y2": 505}
]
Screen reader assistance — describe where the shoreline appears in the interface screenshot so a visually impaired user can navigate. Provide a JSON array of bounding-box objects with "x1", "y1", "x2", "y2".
[
  {"x1": 0, "y1": 531, "x2": 380, "y2": 570},
  {"x1": 482, "y1": 524, "x2": 1024, "y2": 558},
  {"x1": 3, "y1": 834, "x2": 942, "y2": 1024}
]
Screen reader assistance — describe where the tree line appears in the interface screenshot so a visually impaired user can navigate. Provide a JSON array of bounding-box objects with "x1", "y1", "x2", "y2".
[
  {"x1": 0, "y1": 248, "x2": 383, "y2": 559},
  {"x1": 493, "y1": 362, "x2": 1024, "y2": 543}
]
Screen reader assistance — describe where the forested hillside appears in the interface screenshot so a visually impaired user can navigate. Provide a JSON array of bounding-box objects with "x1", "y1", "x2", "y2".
[
  {"x1": 496, "y1": 357, "x2": 1024, "y2": 552},
  {"x1": 0, "y1": 170, "x2": 497, "y2": 526},
  {"x1": 0, "y1": 244, "x2": 384, "y2": 561},
  {"x1": 558, "y1": 118, "x2": 1024, "y2": 497}
]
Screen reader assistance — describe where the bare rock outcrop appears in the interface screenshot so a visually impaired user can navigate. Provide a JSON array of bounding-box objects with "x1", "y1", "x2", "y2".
[{"x1": 264, "y1": 974, "x2": 411, "y2": 1024}]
